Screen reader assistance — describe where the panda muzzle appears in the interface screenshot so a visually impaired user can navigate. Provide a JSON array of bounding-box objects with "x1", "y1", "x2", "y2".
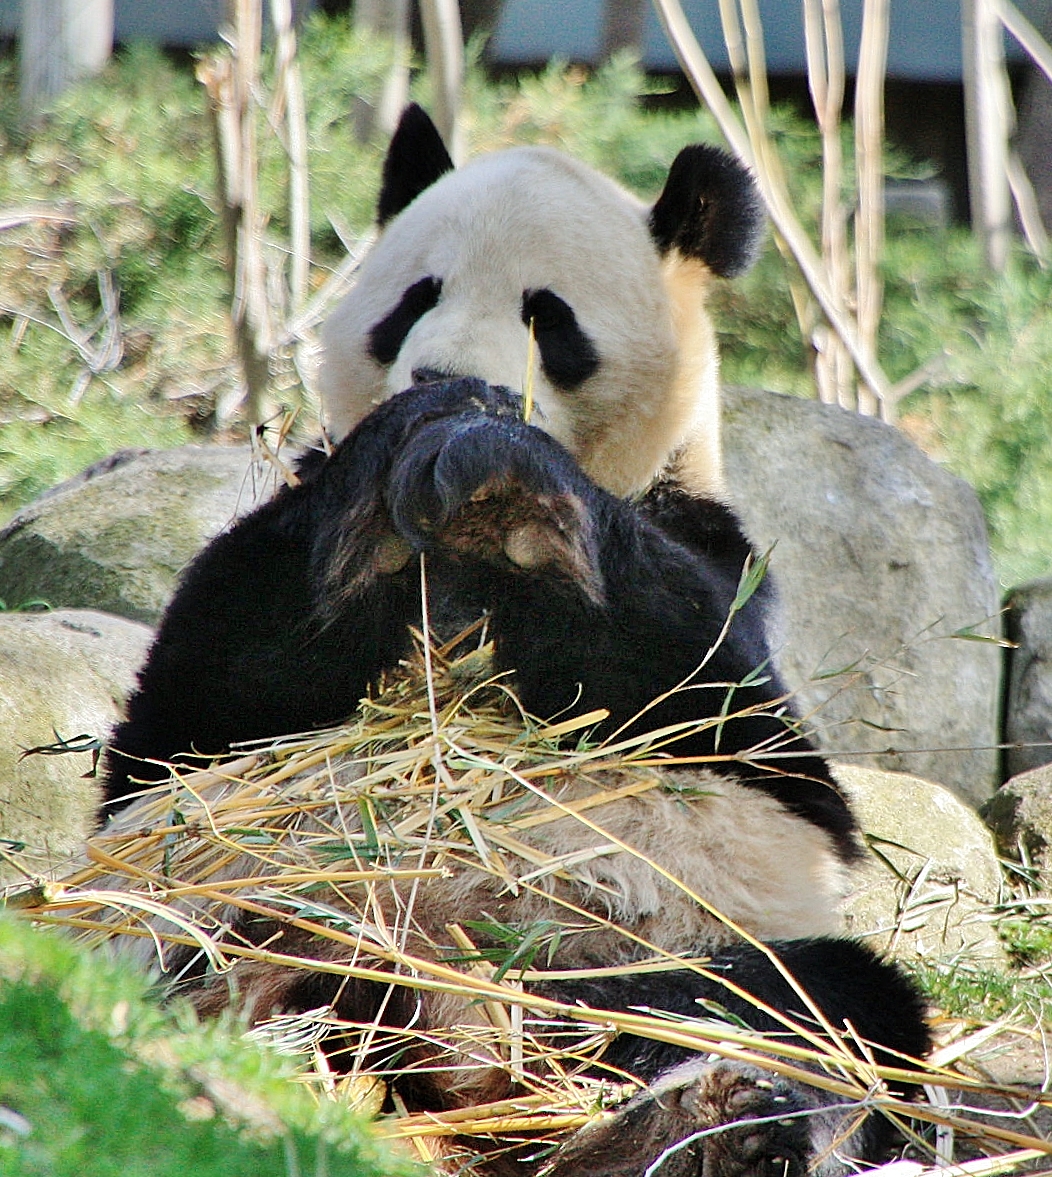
[{"x1": 407, "y1": 370, "x2": 524, "y2": 421}]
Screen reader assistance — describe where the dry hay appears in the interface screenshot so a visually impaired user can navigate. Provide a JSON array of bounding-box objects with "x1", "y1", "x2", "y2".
[{"x1": 7, "y1": 622, "x2": 1052, "y2": 1174}]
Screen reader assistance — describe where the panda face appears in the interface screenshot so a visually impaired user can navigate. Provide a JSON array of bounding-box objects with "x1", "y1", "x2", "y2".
[{"x1": 321, "y1": 147, "x2": 720, "y2": 499}]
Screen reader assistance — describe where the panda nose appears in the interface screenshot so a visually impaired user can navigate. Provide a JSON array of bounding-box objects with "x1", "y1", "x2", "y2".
[{"x1": 408, "y1": 370, "x2": 523, "y2": 418}]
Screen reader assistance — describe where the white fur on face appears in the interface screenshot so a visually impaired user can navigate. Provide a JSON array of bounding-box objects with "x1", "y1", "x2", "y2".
[{"x1": 320, "y1": 147, "x2": 723, "y2": 498}]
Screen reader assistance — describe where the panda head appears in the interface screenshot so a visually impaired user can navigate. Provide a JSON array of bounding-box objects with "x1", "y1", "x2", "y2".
[{"x1": 320, "y1": 105, "x2": 764, "y2": 498}]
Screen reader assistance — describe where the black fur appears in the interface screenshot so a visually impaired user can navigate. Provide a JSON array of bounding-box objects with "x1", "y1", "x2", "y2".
[
  {"x1": 544, "y1": 938, "x2": 930, "y2": 1083},
  {"x1": 376, "y1": 103, "x2": 454, "y2": 226},
  {"x1": 104, "y1": 379, "x2": 500, "y2": 796},
  {"x1": 521, "y1": 287, "x2": 601, "y2": 389},
  {"x1": 368, "y1": 274, "x2": 443, "y2": 365},
  {"x1": 649, "y1": 143, "x2": 766, "y2": 276},
  {"x1": 541, "y1": 939, "x2": 930, "y2": 1177},
  {"x1": 104, "y1": 378, "x2": 855, "y2": 862}
]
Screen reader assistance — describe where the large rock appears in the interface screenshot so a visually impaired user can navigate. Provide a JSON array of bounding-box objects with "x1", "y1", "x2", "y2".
[
  {"x1": 0, "y1": 445, "x2": 275, "y2": 626},
  {"x1": 1002, "y1": 578, "x2": 1052, "y2": 779},
  {"x1": 835, "y1": 763, "x2": 1004, "y2": 963},
  {"x1": 981, "y1": 762, "x2": 1052, "y2": 871},
  {"x1": 0, "y1": 609, "x2": 153, "y2": 882},
  {"x1": 724, "y1": 387, "x2": 1001, "y2": 806}
]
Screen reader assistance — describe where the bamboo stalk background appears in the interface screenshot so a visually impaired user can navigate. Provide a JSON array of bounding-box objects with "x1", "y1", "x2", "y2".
[
  {"x1": 269, "y1": 0, "x2": 310, "y2": 316},
  {"x1": 802, "y1": 0, "x2": 852, "y2": 410},
  {"x1": 964, "y1": 0, "x2": 1014, "y2": 272},
  {"x1": 419, "y1": 0, "x2": 466, "y2": 164},
  {"x1": 853, "y1": 0, "x2": 889, "y2": 417},
  {"x1": 655, "y1": 0, "x2": 1051, "y2": 419},
  {"x1": 198, "y1": 1, "x2": 272, "y2": 424},
  {"x1": 653, "y1": 0, "x2": 893, "y2": 414}
]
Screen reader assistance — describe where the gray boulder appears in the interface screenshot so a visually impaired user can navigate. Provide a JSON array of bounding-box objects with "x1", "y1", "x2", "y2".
[
  {"x1": 0, "y1": 445, "x2": 276, "y2": 626},
  {"x1": 981, "y1": 762, "x2": 1052, "y2": 870},
  {"x1": 723, "y1": 386, "x2": 1002, "y2": 806},
  {"x1": 835, "y1": 763, "x2": 1005, "y2": 963},
  {"x1": 0, "y1": 609, "x2": 153, "y2": 881},
  {"x1": 1002, "y1": 578, "x2": 1052, "y2": 779}
]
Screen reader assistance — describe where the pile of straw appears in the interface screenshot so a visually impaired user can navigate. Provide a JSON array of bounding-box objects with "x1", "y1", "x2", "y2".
[{"x1": 11, "y1": 623, "x2": 1052, "y2": 1173}]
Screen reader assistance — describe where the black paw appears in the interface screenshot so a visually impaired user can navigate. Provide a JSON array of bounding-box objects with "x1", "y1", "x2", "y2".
[
  {"x1": 311, "y1": 378, "x2": 520, "y2": 601},
  {"x1": 544, "y1": 1060, "x2": 819, "y2": 1177},
  {"x1": 324, "y1": 376, "x2": 519, "y2": 490},
  {"x1": 384, "y1": 397, "x2": 604, "y2": 601}
]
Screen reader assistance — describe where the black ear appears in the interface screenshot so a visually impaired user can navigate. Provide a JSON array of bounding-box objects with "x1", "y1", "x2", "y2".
[
  {"x1": 648, "y1": 144, "x2": 765, "y2": 277},
  {"x1": 376, "y1": 104, "x2": 455, "y2": 227}
]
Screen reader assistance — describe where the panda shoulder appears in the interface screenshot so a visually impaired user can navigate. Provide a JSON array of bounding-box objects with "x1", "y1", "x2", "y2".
[{"x1": 640, "y1": 479, "x2": 755, "y2": 573}]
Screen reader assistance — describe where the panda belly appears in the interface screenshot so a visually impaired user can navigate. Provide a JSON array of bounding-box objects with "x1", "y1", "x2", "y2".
[
  {"x1": 436, "y1": 772, "x2": 847, "y2": 956},
  {"x1": 99, "y1": 756, "x2": 844, "y2": 1025},
  {"x1": 121, "y1": 766, "x2": 845, "y2": 989}
]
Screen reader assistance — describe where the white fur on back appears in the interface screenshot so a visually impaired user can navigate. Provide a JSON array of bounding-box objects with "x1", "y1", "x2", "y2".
[{"x1": 320, "y1": 146, "x2": 725, "y2": 498}]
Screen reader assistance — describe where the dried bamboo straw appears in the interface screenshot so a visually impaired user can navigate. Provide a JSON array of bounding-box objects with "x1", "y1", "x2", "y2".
[{"x1": 9, "y1": 629, "x2": 1051, "y2": 1163}]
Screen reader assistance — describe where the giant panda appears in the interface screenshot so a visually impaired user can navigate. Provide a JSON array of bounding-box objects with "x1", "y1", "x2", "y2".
[{"x1": 101, "y1": 106, "x2": 930, "y2": 1176}]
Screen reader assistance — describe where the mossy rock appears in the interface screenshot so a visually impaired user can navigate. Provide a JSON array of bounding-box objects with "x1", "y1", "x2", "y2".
[{"x1": 0, "y1": 446, "x2": 278, "y2": 626}]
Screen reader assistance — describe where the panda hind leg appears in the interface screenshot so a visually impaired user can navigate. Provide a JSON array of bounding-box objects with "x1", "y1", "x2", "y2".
[
  {"x1": 535, "y1": 939, "x2": 930, "y2": 1177},
  {"x1": 544, "y1": 1058, "x2": 829, "y2": 1177}
]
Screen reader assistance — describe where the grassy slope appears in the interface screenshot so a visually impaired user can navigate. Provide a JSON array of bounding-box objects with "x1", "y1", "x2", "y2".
[{"x1": 0, "y1": 913, "x2": 416, "y2": 1177}]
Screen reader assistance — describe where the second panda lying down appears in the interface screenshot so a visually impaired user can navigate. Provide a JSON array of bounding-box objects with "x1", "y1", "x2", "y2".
[{"x1": 100, "y1": 107, "x2": 930, "y2": 1176}]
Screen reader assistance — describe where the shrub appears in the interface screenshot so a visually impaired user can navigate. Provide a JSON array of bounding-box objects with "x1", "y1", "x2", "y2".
[{"x1": 1, "y1": 22, "x2": 1050, "y2": 586}]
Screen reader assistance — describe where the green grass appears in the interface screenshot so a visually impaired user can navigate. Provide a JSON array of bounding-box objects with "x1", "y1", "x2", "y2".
[
  {"x1": 911, "y1": 954, "x2": 1052, "y2": 1023},
  {"x1": 0, "y1": 913, "x2": 415, "y2": 1177},
  {"x1": 898, "y1": 897, "x2": 1052, "y2": 1024}
]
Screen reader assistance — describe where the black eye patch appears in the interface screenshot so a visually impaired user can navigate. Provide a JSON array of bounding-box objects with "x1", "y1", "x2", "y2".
[
  {"x1": 368, "y1": 276, "x2": 443, "y2": 366},
  {"x1": 521, "y1": 288, "x2": 600, "y2": 390}
]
